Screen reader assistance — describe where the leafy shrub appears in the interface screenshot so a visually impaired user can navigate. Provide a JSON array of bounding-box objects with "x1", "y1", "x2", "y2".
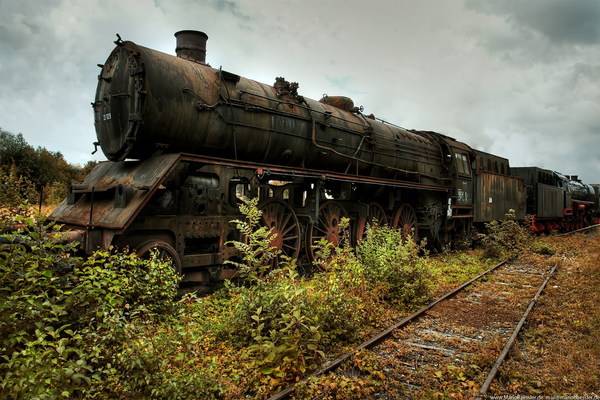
[
  {"x1": 223, "y1": 205, "x2": 368, "y2": 387},
  {"x1": 225, "y1": 268, "x2": 323, "y2": 378},
  {"x1": 0, "y1": 211, "x2": 200, "y2": 399},
  {"x1": 0, "y1": 198, "x2": 449, "y2": 398},
  {"x1": 356, "y1": 224, "x2": 432, "y2": 306},
  {"x1": 224, "y1": 269, "x2": 367, "y2": 386},
  {"x1": 112, "y1": 323, "x2": 222, "y2": 399},
  {"x1": 482, "y1": 209, "x2": 531, "y2": 259},
  {"x1": 221, "y1": 210, "x2": 434, "y2": 390},
  {"x1": 531, "y1": 240, "x2": 556, "y2": 256},
  {"x1": 306, "y1": 269, "x2": 367, "y2": 346}
]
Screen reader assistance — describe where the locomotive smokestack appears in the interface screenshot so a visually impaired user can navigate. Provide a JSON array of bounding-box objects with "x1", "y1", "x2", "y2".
[{"x1": 175, "y1": 30, "x2": 208, "y2": 64}]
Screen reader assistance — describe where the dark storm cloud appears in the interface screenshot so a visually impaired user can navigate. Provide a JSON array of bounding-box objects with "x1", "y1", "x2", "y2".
[
  {"x1": 468, "y1": 0, "x2": 600, "y2": 45},
  {"x1": 0, "y1": 0, "x2": 598, "y2": 182}
]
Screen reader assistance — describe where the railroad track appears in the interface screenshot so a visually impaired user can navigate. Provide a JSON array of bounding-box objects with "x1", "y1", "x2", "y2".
[
  {"x1": 268, "y1": 259, "x2": 557, "y2": 400},
  {"x1": 555, "y1": 223, "x2": 600, "y2": 237}
]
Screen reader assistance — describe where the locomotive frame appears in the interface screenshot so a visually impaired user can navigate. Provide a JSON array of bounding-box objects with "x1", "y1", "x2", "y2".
[{"x1": 53, "y1": 151, "x2": 472, "y2": 285}]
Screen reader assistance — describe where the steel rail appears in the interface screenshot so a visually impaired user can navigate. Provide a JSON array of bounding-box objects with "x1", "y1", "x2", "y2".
[
  {"x1": 555, "y1": 223, "x2": 600, "y2": 237},
  {"x1": 478, "y1": 264, "x2": 558, "y2": 397},
  {"x1": 267, "y1": 259, "x2": 509, "y2": 400}
]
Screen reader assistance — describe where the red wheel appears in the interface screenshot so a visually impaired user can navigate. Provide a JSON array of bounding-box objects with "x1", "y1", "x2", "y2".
[
  {"x1": 356, "y1": 202, "x2": 388, "y2": 242},
  {"x1": 260, "y1": 200, "x2": 301, "y2": 260},
  {"x1": 392, "y1": 203, "x2": 418, "y2": 239},
  {"x1": 306, "y1": 201, "x2": 348, "y2": 261},
  {"x1": 368, "y1": 202, "x2": 388, "y2": 226}
]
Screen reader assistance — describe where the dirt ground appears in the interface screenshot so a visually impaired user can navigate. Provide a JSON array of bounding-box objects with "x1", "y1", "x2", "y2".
[{"x1": 490, "y1": 231, "x2": 600, "y2": 397}]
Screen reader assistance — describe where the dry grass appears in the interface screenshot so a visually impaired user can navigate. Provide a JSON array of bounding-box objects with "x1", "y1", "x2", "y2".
[{"x1": 491, "y1": 231, "x2": 600, "y2": 396}]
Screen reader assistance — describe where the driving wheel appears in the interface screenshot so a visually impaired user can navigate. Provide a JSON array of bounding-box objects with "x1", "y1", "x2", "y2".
[
  {"x1": 260, "y1": 200, "x2": 301, "y2": 259},
  {"x1": 306, "y1": 200, "x2": 348, "y2": 261},
  {"x1": 392, "y1": 203, "x2": 418, "y2": 240}
]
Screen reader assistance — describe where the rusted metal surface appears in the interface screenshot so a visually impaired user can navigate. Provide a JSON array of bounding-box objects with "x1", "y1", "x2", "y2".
[
  {"x1": 93, "y1": 36, "x2": 448, "y2": 186},
  {"x1": 473, "y1": 172, "x2": 526, "y2": 222},
  {"x1": 319, "y1": 95, "x2": 356, "y2": 112},
  {"x1": 537, "y1": 183, "x2": 564, "y2": 218},
  {"x1": 49, "y1": 154, "x2": 179, "y2": 230},
  {"x1": 473, "y1": 149, "x2": 511, "y2": 175},
  {"x1": 49, "y1": 149, "x2": 451, "y2": 273},
  {"x1": 556, "y1": 172, "x2": 596, "y2": 203},
  {"x1": 511, "y1": 167, "x2": 565, "y2": 219}
]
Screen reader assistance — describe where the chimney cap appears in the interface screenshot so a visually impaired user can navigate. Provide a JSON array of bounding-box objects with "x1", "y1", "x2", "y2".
[
  {"x1": 174, "y1": 30, "x2": 208, "y2": 64},
  {"x1": 174, "y1": 30, "x2": 208, "y2": 39}
]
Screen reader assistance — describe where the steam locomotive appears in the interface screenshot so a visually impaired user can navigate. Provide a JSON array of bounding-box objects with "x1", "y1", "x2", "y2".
[{"x1": 50, "y1": 31, "x2": 599, "y2": 284}]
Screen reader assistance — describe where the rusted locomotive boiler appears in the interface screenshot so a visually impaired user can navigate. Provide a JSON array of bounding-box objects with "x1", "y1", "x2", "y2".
[
  {"x1": 94, "y1": 31, "x2": 445, "y2": 183},
  {"x1": 51, "y1": 31, "x2": 526, "y2": 284}
]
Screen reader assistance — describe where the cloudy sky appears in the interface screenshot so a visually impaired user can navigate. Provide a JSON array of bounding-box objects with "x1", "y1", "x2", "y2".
[{"x1": 1, "y1": 0, "x2": 599, "y2": 181}]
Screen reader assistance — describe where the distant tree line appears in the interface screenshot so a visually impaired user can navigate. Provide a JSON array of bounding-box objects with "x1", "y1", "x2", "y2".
[{"x1": 0, "y1": 127, "x2": 97, "y2": 207}]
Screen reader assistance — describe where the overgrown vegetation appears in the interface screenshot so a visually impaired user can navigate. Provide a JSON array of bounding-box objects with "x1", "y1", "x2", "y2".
[
  {"x1": 481, "y1": 209, "x2": 532, "y2": 258},
  {"x1": 356, "y1": 223, "x2": 431, "y2": 305},
  {"x1": 0, "y1": 199, "x2": 441, "y2": 398},
  {"x1": 217, "y1": 200, "x2": 433, "y2": 390},
  {"x1": 481, "y1": 210, "x2": 558, "y2": 260},
  {"x1": 0, "y1": 212, "x2": 190, "y2": 399},
  {"x1": 1, "y1": 198, "x2": 522, "y2": 398}
]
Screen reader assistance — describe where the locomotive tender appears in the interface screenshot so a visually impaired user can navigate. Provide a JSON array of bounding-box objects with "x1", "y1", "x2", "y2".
[{"x1": 49, "y1": 31, "x2": 598, "y2": 284}]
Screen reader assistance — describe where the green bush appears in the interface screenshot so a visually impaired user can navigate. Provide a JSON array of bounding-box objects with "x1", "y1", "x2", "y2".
[
  {"x1": 356, "y1": 224, "x2": 432, "y2": 306},
  {"x1": 531, "y1": 240, "x2": 556, "y2": 256},
  {"x1": 222, "y1": 205, "x2": 367, "y2": 386},
  {"x1": 0, "y1": 211, "x2": 200, "y2": 399},
  {"x1": 482, "y1": 209, "x2": 531, "y2": 259},
  {"x1": 306, "y1": 269, "x2": 366, "y2": 346},
  {"x1": 112, "y1": 322, "x2": 222, "y2": 399},
  {"x1": 229, "y1": 273, "x2": 324, "y2": 378}
]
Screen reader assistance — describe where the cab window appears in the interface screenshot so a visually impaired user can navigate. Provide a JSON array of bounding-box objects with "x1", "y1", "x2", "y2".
[{"x1": 455, "y1": 153, "x2": 471, "y2": 176}]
